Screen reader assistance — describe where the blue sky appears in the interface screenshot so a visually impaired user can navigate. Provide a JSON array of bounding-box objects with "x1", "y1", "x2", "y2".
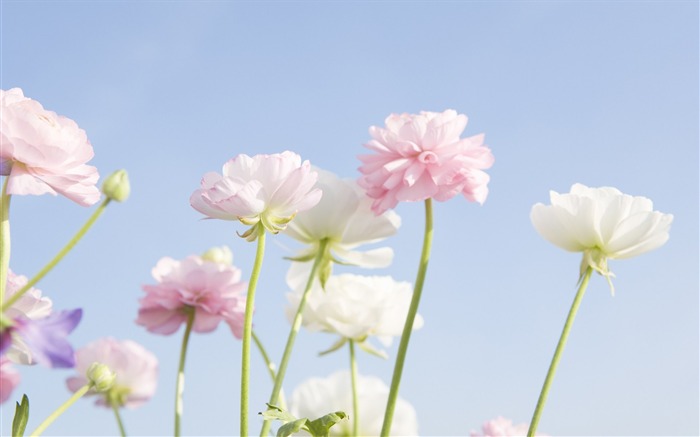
[{"x1": 1, "y1": 1, "x2": 698, "y2": 436}]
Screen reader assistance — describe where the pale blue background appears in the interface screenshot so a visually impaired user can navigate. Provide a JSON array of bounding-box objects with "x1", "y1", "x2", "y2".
[{"x1": 1, "y1": 1, "x2": 698, "y2": 436}]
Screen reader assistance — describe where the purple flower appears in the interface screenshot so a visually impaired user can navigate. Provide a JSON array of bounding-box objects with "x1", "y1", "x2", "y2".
[{"x1": 1, "y1": 309, "x2": 82, "y2": 368}]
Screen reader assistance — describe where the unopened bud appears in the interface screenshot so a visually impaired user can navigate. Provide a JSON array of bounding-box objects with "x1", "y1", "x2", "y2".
[
  {"x1": 101, "y1": 169, "x2": 130, "y2": 202},
  {"x1": 87, "y1": 362, "x2": 116, "y2": 392},
  {"x1": 201, "y1": 246, "x2": 233, "y2": 265}
]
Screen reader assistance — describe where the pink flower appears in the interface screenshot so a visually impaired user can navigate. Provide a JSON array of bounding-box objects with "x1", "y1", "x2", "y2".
[
  {"x1": 190, "y1": 151, "x2": 322, "y2": 241},
  {"x1": 0, "y1": 357, "x2": 20, "y2": 404},
  {"x1": 136, "y1": 249, "x2": 247, "y2": 338},
  {"x1": 0, "y1": 88, "x2": 100, "y2": 206},
  {"x1": 358, "y1": 110, "x2": 494, "y2": 214},
  {"x1": 471, "y1": 417, "x2": 546, "y2": 437},
  {"x1": 66, "y1": 338, "x2": 158, "y2": 409}
]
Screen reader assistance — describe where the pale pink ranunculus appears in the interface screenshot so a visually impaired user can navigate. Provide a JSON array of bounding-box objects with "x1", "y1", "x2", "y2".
[
  {"x1": 0, "y1": 88, "x2": 100, "y2": 206},
  {"x1": 3, "y1": 269, "x2": 53, "y2": 364},
  {"x1": 471, "y1": 416, "x2": 546, "y2": 437},
  {"x1": 0, "y1": 357, "x2": 20, "y2": 404},
  {"x1": 190, "y1": 151, "x2": 322, "y2": 241},
  {"x1": 66, "y1": 337, "x2": 158, "y2": 409},
  {"x1": 358, "y1": 110, "x2": 494, "y2": 214},
  {"x1": 136, "y1": 250, "x2": 247, "y2": 338}
]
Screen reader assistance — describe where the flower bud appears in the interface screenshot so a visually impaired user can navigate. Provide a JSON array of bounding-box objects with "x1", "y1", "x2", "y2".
[
  {"x1": 87, "y1": 362, "x2": 116, "y2": 392},
  {"x1": 201, "y1": 246, "x2": 233, "y2": 265},
  {"x1": 101, "y1": 169, "x2": 130, "y2": 202}
]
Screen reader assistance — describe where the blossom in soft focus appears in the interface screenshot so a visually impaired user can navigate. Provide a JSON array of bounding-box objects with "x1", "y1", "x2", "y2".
[
  {"x1": 471, "y1": 417, "x2": 546, "y2": 437},
  {"x1": 290, "y1": 370, "x2": 418, "y2": 436},
  {"x1": 530, "y1": 183, "x2": 673, "y2": 292},
  {"x1": 0, "y1": 88, "x2": 100, "y2": 206},
  {"x1": 283, "y1": 168, "x2": 401, "y2": 286},
  {"x1": 0, "y1": 357, "x2": 20, "y2": 404},
  {"x1": 2, "y1": 269, "x2": 53, "y2": 364},
  {"x1": 358, "y1": 110, "x2": 494, "y2": 214},
  {"x1": 101, "y1": 169, "x2": 130, "y2": 202},
  {"x1": 286, "y1": 274, "x2": 423, "y2": 351},
  {"x1": 66, "y1": 338, "x2": 158, "y2": 409},
  {"x1": 136, "y1": 248, "x2": 247, "y2": 338},
  {"x1": 1, "y1": 309, "x2": 83, "y2": 368},
  {"x1": 190, "y1": 151, "x2": 322, "y2": 241}
]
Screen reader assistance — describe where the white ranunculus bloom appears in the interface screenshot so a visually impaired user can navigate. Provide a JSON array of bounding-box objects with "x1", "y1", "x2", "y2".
[
  {"x1": 289, "y1": 370, "x2": 418, "y2": 436},
  {"x1": 286, "y1": 273, "x2": 422, "y2": 351},
  {"x1": 283, "y1": 168, "x2": 401, "y2": 287},
  {"x1": 530, "y1": 183, "x2": 673, "y2": 291}
]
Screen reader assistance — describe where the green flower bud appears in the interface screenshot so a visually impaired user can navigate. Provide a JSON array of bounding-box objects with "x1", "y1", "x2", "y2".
[
  {"x1": 101, "y1": 169, "x2": 130, "y2": 202},
  {"x1": 201, "y1": 246, "x2": 233, "y2": 265},
  {"x1": 87, "y1": 362, "x2": 116, "y2": 393}
]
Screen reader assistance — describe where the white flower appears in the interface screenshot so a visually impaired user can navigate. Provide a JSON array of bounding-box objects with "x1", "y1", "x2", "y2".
[
  {"x1": 530, "y1": 183, "x2": 673, "y2": 292},
  {"x1": 286, "y1": 274, "x2": 423, "y2": 352},
  {"x1": 66, "y1": 337, "x2": 158, "y2": 409},
  {"x1": 289, "y1": 370, "x2": 419, "y2": 436},
  {"x1": 3, "y1": 270, "x2": 53, "y2": 364}
]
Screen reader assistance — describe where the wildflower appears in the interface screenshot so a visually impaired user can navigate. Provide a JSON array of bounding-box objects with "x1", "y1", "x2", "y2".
[
  {"x1": 0, "y1": 357, "x2": 20, "y2": 403},
  {"x1": 285, "y1": 274, "x2": 423, "y2": 355},
  {"x1": 136, "y1": 248, "x2": 247, "y2": 337},
  {"x1": 284, "y1": 168, "x2": 401, "y2": 286},
  {"x1": 66, "y1": 338, "x2": 158, "y2": 408},
  {"x1": 0, "y1": 88, "x2": 100, "y2": 206},
  {"x1": 190, "y1": 151, "x2": 322, "y2": 241},
  {"x1": 471, "y1": 417, "x2": 546, "y2": 437},
  {"x1": 530, "y1": 183, "x2": 673, "y2": 292},
  {"x1": 358, "y1": 110, "x2": 494, "y2": 214},
  {"x1": 289, "y1": 370, "x2": 418, "y2": 436}
]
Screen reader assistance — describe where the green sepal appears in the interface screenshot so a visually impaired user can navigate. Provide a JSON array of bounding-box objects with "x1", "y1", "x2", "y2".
[
  {"x1": 0, "y1": 312, "x2": 15, "y2": 329},
  {"x1": 305, "y1": 411, "x2": 347, "y2": 437},
  {"x1": 283, "y1": 253, "x2": 317, "y2": 263},
  {"x1": 12, "y1": 394, "x2": 29, "y2": 437},
  {"x1": 318, "y1": 337, "x2": 348, "y2": 356},
  {"x1": 277, "y1": 418, "x2": 308, "y2": 437},
  {"x1": 357, "y1": 340, "x2": 388, "y2": 359}
]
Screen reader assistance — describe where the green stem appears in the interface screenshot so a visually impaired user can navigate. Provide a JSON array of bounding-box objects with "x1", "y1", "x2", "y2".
[
  {"x1": 349, "y1": 340, "x2": 359, "y2": 437},
  {"x1": 259, "y1": 238, "x2": 328, "y2": 437},
  {"x1": 527, "y1": 267, "x2": 593, "y2": 436},
  {"x1": 253, "y1": 331, "x2": 287, "y2": 410},
  {"x1": 30, "y1": 384, "x2": 91, "y2": 436},
  {"x1": 110, "y1": 399, "x2": 127, "y2": 437},
  {"x1": 175, "y1": 307, "x2": 196, "y2": 437},
  {"x1": 1, "y1": 197, "x2": 111, "y2": 312},
  {"x1": 0, "y1": 178, "x2": 11, "y2": 309},
  {"x1": 380, "y1": 198, "x2": 433, "y2": 437},
  {"x1": 242, "y1": 226, "x2": 266, "y2": 437}
]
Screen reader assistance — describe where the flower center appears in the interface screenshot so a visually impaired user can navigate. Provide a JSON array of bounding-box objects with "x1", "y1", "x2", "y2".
[{"x1": 417, "y1": 151, "x2": 438, "y2": 164}]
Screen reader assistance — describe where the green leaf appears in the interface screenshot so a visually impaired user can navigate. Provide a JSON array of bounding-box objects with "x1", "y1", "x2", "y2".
[
  {"x1": 277, "y1": 418, "x2": 308, "y2": 437},
  {"x1": 12, "y1": 394, "x2": 29, "y2": 437},
  {"x1": 260, "y1": 404, "x2": 297, "y2": 423},
  {"x1": 305, "y1": 411, "x2": 348, "y2": 437}
]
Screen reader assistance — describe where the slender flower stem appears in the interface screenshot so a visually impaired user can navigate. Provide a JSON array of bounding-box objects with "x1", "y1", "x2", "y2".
[
  {"x1": 380, "y1": 198, "x2": 433, "y2": 437},
  {"x1": 110, "y1": 399, "x2": 127, "y2": 437},
  {"x1": 349, "y1": 339, "x2": 359, "y2": 437},
  {"x1": 252, "y1": 330, "x2": 287, "y2": 410},
  {"x1": 0, "y1": 178, "x2": 11, "y2": 309},
  {"x1": 175, "y1": 307, "x2": 196, "y2": 437},
  {"x1": 259, "y1": 238, "x2": 328, "y2": 437},
  {"x1": 527, "y1": 267, "x2": 593, "y2": 436},
  {"x1": 242, "y1": 226, "x2": 266, "y2": 437},
  {"x1": 30, "y1": 384, "x2": 91, "y2": 436},
  {"x1": 1, "y1": 197, "x2": 111, "y2": 312}
]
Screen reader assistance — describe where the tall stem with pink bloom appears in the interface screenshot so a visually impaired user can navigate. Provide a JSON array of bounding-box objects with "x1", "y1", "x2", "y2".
[
  {"x1": 241, "y1": 225, "x2": 266, "y2": 437},
  {"x1": 175, "y1": 307, "x2": 195, "y2": 437},
  {"x1": 381, "y1": 198, "x2": 433, "y2": 437}
]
